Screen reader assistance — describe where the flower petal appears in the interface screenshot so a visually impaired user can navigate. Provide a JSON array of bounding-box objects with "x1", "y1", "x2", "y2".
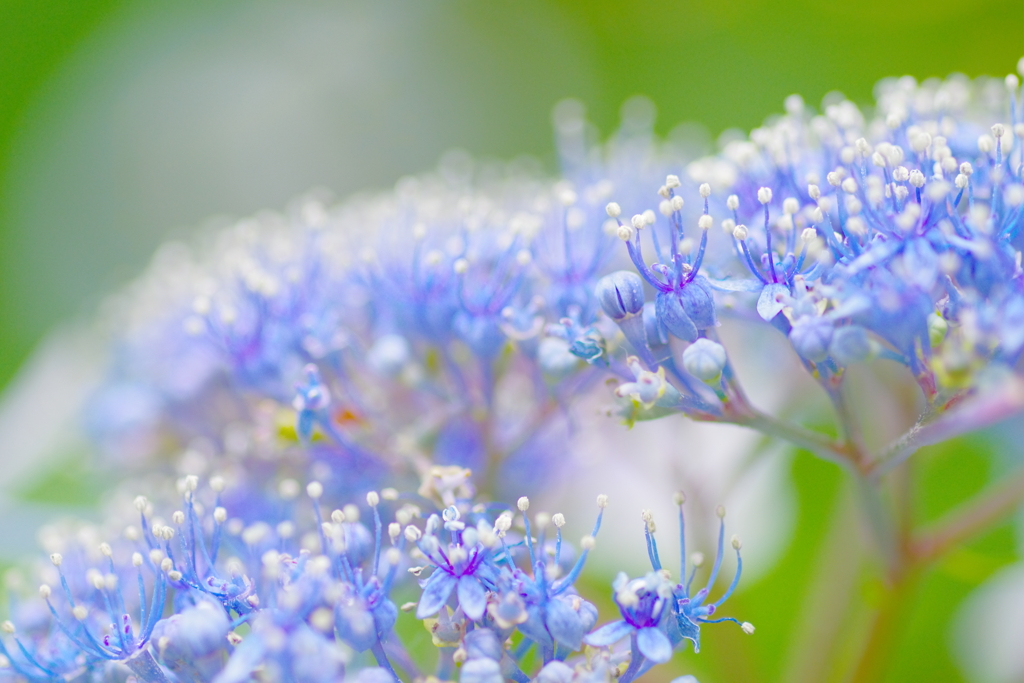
[
  {"x1": 583, "y1": 620, "x2": 634, "y2": 647},
  {"x1": 757, "y1": 283, "x2": 790, "y2": 321},
  {"x1": 457, "y1": 575, "x2": 487, "y2": 621},
  {"x1": 637, "y1": 626, "x2": 673, "y2": 664},
  {"x1": 544, "y1": 597, "x2": 585, "y2": 650},
  {"x1": 416, "y1": 572, "x2": 456, "y2": 619}
]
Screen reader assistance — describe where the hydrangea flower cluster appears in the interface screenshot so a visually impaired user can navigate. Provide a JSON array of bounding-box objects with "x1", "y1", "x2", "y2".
[
  {"x1": 4, "y1": 58, "x2": 1024, "y2": 682},
  {"x1": 0, "y1": 474, "x2": 747, "y2": 682}
]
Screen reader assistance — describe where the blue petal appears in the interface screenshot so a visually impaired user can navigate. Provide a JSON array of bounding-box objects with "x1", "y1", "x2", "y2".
[
  {"x1": 416, "y1": 572, "x2": 457, "y2": 618},
  {"x1": 674, "y1": 613, "x2": 701, "y2": 653},
  {"x1": 544, "y1": 598, "x2": 585, "y2": 650},
  {"x1": 457, "y1": 575, "x2": 487, "y2": 621},
  {"x1": 535, "y1": 661, "x2": 575, "y2": 683},
  {"x1": 756, "y1": 283, "x2": 790, "y2": 321},
  {"x1": 636, "y1": 626, "x2": 673, "y2": 664},
  {"x1": 297, "y1": 411, "x2": 315, "y2": 443},
  {"x1": 707, "y1": 278, "x2": 763, "y2": 293},
  {"x1": 680, "y1": 277, "x2": 717, "y2": 330},
  {"x1": 902, "y1": 238, "x2": 937, "y2": 290},
  {"x1": 656, "y1": 291, "x2": 698, "y2": 342},
  {"x1": 371, "y1": 599, "x2": 398, "y2": 635},
  {"x1": 460, "y1": 658, "x2": 503, "y2": 683},
  {"x1": 518, "y1": 605, "x2": 553, "y2": 647},
  {"x1": 583, "y1": 620, "x2": 634, "y2": 647}
]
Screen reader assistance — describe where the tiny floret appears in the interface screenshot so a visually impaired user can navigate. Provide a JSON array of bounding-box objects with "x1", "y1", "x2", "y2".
[
  {"x1": 518, "y1": 496, "x2": 530, "y2": 512},
  {"x1": 742, "y1": 622, "x2": 756, "y2": 635},
  {"x1": 699, "y1": 183, "x2": 711, "y2": 198},
  {"x1": 605, "y1": 202, "x2": 621, "y2": 218},
  {"x1": 697, "y1": 214, "x2": 713, "y2": 230},
  {"x1": 366, "y1": 491, "x2": 380, "y2": 507},
  {"x1": 597, "y1": 494, "x2": 609, "y2": 508},
  {"x1": 727, "y1": 194, "x2": 739, "y2": 210},
  {"x1": 50, "y1": 553, "x2": 62, "y2": 567},
  {"x1": 733, "y1": 224, "x2": 749, "y2": 241},
  {"x1": 716, "y1": 505, "x2": 726, "y2": 518},
  {"x1": 757, "y1": 187, "x2": 773, "y2": 204},
  {"x1": 306, "y1": 481, "x2": 323, "y2": 499},
  {"x1": 552, "y1": 513, "x2": 566, "y2": 528}
]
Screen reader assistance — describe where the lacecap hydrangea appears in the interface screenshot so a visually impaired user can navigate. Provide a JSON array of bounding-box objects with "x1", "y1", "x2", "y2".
[{"x1": 5, "y1": 56, "x2": 1024, "y2": 683}]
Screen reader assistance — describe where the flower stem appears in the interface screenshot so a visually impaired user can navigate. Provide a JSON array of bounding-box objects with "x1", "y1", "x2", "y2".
[
  {"x1": 910, "y1": 463, "x2": 1024, "y2": 564},
  {"x1": 846, "y1": 566, "x2": 919, "y2": 683}
]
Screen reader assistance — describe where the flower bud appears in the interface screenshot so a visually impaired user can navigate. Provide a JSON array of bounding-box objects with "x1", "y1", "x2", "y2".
[
  {"x1": 789, "y1": 316, "x2": 835, "y2": 363},
  {"x1": 681, "y1": 339, "x2": 728, "y2": 382},
  {"x1": 595, "y1": 271, "x2": 646, "y2": 321}
]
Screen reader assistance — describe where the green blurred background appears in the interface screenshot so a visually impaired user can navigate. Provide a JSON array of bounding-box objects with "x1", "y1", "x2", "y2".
[{"x1": 1, "y1": 1, "x2": 1023, "y2": 681}]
